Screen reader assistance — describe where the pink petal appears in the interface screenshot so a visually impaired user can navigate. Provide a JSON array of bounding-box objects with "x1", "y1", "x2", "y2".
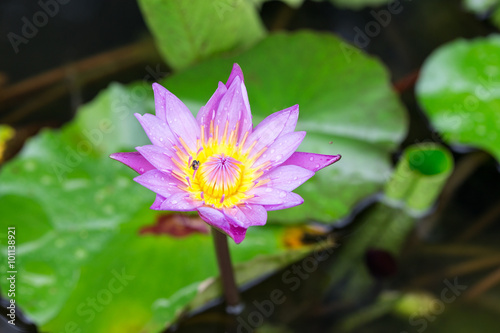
[
  {"x1": 136, "y1": 145, "x2": 176, "y2": 173},
  {"x1": 196, "y1": 82, "x2": 227, "y2": 135},
  {"x1": 134, "y1": 170, "x2": 184, "y2": 199},
  {"x1": 135, "y1": 113, "x2": 177, "y2": 148},
  {"x1": 246, "y1": 187, "x2": 291, "y2": 205},
  {"x1": 160, "y1": 192, "x2": 202, "y2": 211},
  {"x1": 110, "y1": 152, "x2": 154, "y2": 174},
  {"x1": 259, "y1": 165, "x2": 314, "y2": 191},
  {"x1": 261, "y1": 192, "x2": 304, "y2": 211},
  {"x1": 150, "y1": 195, "x2": 166, "y2": 210},
  {"x1": 152, "y1": 82, "x2": 168, "y2": 122},
  {"x1": 197, "y1": 206, "x2": 248, "y2": 244},
  {"x1": 252, "y1": 131, "x2": 306, "y2": 169},
  {"x1": 238, "y1": 204, "x2": 267, "y2": 226},
  {"x1": 281, "y1": 152, "x2": 341, "y2": 172},
  {"x1": 279, "y1": 105, "x2": 299, "y2": 135},
  {"x1": 238, "y1": 79, "x2": 252, "y2": 140},
  {"x1": 226, "y1": 63, "x2": 244, "y2": 88},
  {"x1": 214, "y1": 75, "x2": 252, "y2": 142},
  {"x1": 223, "y1": 204, "x2": 267, "y2": 228},
  {"x1": 225, "y1": 64, "x2": 252, "y2": 136},
  {"x1": 244, "y1": 105, "x2": 299, "y2": 155},
  {"x1": 152, "y1": 83, "x2": 199, "y2": 151}
]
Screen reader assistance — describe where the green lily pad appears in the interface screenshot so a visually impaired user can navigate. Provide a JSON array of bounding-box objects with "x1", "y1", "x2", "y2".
[
  {"x1": 416, "y1": 35, "x2": 500, "y2": 162},
  {"x1": 137, "y1": 0, "x2": 266, "y2": 71},
  {"x1": 161, "y1": 31, "x2": 408, "y2": 223}
]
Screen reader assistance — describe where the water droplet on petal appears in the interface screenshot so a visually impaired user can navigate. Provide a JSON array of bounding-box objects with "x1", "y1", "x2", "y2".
[
  {"x1": 265, "y1": 188, "x2": 273, "y2": 193},
  {"x1": 309, "y1": 157, "x2": 314, "y2": 161},
  {"x1": 270, "y1": 149, "x2": 275, "y2": 154},
  {"x1": 315, "y1": 164, "x2": 320, "y2": 169},
  {"x1": 160, "y1": 138, "x2": 163, "y2": 142},
  {"x1": 293, "y1": 177, "x2": 298, "y2": 180},
  {"x1": 279, "y1": 192, "x2": 286, "y2": 198},
  {"x1": 139, "y1": 168, "x2": 145, "y2": 173}
]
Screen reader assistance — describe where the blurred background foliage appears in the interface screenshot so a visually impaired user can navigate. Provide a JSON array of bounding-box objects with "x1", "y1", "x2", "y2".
[{"x1": 0, "y1": 0, "x2": 500, "y2": 332}]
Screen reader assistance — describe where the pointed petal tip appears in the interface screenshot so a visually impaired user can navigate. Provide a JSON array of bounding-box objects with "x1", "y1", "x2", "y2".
[
  {"x1": 232, "y1": 63, "x2": 243, "y2": 76},
  {"x1": 109, "y1": 151, "x2": 155, "y2": 174},
  {"x1": 282, "y1": 152, "x2": 341, "y2": 172},
  {"x1": 329, "y1": 154, "x2": 342, "y2": 165},
  {"x1": 197, "y1": 206, "x2": 248, "y2": 244},
  {"x1": 150, "y1": 194, "x2": 165, "y2": 210},
  {"x1": 233, "y1": 233, "x2": 245, "y2": 244},
  {"x1": 226, "y1": 63, "x2": 245, "y2": 87},
  {"x1": 313, "y1": 153, "x2": 341, "y2": 171},
  {"x1": 152, "y1": 82, "x2": 167, "y2": 96},
  {"x1": 152, "y1": 82, "x2": 163, "y2": 90}
]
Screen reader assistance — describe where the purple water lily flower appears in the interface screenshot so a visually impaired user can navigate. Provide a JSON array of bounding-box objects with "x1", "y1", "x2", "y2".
[{"x1": 111, "y1": 64, "x2": 340, "y2": 244}]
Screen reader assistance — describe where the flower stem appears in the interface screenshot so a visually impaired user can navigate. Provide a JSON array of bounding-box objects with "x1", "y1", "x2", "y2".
[{"x1": 212, "y1": 227, "x2": 242, "y2": 313}]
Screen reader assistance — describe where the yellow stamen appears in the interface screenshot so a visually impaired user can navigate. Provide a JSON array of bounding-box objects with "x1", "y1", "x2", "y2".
[{"x1": 170, "y1": 120, "x2": 265, "y2": 209}]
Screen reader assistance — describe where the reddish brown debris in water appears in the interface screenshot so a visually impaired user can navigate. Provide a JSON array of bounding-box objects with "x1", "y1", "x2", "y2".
[{"x1": 139, "y1": 214, "x2": 210, "y2": 237}]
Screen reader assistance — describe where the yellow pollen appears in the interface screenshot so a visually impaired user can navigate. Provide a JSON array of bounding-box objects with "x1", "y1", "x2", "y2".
[
  {"x1": 173, "y1": 120, "x2": 264, "y2": 208},
  {"x1": 198, "y1": 154, "x2": 242, "y2": 198}
]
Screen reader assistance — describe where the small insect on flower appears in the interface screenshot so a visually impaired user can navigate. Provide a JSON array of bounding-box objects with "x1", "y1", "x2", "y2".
[
  {"x1": 190, "y1": 160, "x2": 200, "y2": 171},
  {"x1": 110, "y1": 64, "x2": 340, "y2": 244}
]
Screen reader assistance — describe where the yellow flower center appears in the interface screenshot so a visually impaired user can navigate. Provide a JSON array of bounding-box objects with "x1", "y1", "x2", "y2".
[
  {"x1": 170, "y1": 120, "x2": 270, "y2": 208},
  {"x1": 197, "y1": 154, "x2": 243, "y2": 199}
]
